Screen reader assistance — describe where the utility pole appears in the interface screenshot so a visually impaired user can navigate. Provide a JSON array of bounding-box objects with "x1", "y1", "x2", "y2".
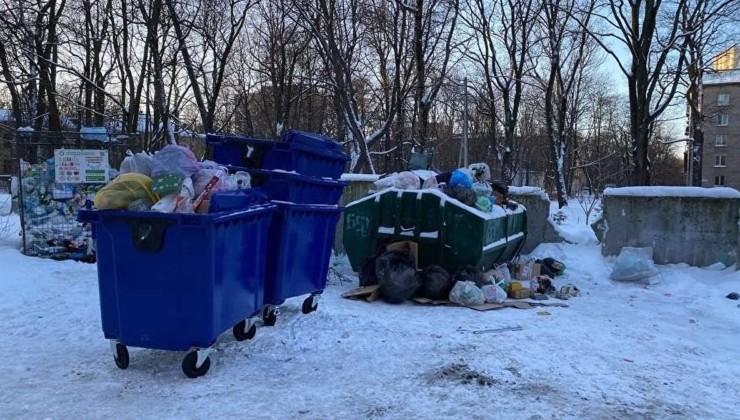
[{"x1": 463, "y1": 77, "x2": 469, "y2": 166}]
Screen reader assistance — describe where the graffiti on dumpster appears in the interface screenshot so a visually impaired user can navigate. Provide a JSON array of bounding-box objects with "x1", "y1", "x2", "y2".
[{"x1": 346, "y1": 213, "x2": 371, "y2": 237}]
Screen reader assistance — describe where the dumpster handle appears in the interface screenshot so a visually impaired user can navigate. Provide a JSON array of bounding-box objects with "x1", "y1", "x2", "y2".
[{"x1": 400, "y1": 224, "x2": 415, "y2": 232}]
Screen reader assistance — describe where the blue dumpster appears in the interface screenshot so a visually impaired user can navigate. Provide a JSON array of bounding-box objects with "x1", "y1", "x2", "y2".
[
  {"x1": 206, "y1": 133, "x2": 349, "y2": 179},
  {"x1": 241, "y1": 167, "x2": 346, "y2": 205},
  {"x1": 261, "y1": 202, "x2": 343, "y2": 324},
  {"x1": 78, "y1": 204, "x2": 276, "y2": 378}
]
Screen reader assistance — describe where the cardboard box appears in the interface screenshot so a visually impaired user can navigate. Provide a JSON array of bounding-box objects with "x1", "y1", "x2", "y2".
[
  {"x1": 508, "y1": 288, "x2": 532, "y2": 299},
  {"x1": 514, "y1": 261, "x2": 541, "y2": 280},
  {"x1": 385, "y1": 241, "x2": 419, "y2": 270}
]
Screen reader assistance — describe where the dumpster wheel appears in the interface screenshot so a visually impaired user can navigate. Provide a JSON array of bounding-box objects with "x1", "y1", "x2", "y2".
[
  {"x1": 182, "y1": 350, "x2": 211, "y2": 378},
  {"x1": 302, "y1": 295, "x2": 318, "y2": 314},
  {"x1": 262, "y1": 306, "x2": 278, "y2": 327},
  {"x1": 232, "y1": 319, "x2": 257, "y2": 341},
  {"x1": 112, "y1": 342, "x2": 129, "y2": 370}
]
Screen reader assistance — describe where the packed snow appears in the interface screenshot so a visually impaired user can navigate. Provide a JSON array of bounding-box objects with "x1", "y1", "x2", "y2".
[{"x1": 1, "y1": 197, "x2": 740, "y2": 419}]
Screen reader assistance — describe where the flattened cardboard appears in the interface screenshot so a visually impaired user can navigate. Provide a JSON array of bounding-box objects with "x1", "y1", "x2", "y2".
[
  {"x1": 341, "y1": 285, "x2": 381, "y2": 302},
  {"x1": 386, "y1": 241, "x2": 419, "y2": 270}
]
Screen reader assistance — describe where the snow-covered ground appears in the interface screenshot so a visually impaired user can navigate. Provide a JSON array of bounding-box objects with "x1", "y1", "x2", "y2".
[{"x1": 1, "y1": 199, "x2": 740, "y2": 419}]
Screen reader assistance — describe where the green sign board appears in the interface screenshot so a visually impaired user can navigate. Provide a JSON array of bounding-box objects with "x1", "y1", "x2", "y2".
[{"x1": 54, "y1": 149, "x2": 110, "y2": 184}]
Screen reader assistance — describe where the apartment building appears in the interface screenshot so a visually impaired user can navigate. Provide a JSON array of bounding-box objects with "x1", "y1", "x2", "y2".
[{"x1": 702, "y1": 46, "x2": 740, "y2": 188}]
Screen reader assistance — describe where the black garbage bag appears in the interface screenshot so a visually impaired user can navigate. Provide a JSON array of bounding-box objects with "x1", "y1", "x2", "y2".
[
  {"x1": 358, "y1": 237, "x2": 393, "y2": 287},
  {"x1": 419, "y1": 265, "x2": 454, "y2": 301},
  {"x1": 375, "y1": 250, "x2": 419, "y2": 303},
  {"x1": 442, "y1": 185, "x2": 477, "y2": 207},
  {"x1": 454, "y1": 264, "x2": 486, "y2": 287}
]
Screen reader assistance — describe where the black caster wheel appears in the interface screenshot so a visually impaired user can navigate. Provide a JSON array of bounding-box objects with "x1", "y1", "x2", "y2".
[
  {"x1": 302, "y1": 297, "x2": 318, "y2": 314},
  {"x1": 232, "y1": 320, "x2": 257, "y2": 341},
  {"x1": 114, "y1": 343, "x2": 129, "y2": 370},
  {"x1": 262, "y1": 306, "x2": 277, "y2": 327},
  {"x1": 182, "y1": 351, "x2": 211, "y2": 378}
]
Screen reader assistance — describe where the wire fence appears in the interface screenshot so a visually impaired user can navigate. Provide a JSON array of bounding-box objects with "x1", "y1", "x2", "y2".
[{"x1": 17, "y1": 132, "x2": 141, "y2": 260}]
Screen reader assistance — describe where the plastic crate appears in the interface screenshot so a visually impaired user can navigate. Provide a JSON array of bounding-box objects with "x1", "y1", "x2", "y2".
[
  {"x1": 78, "y1": 205, "x2": 276, "y2": 352},
  {"x1": 282, "y1": 130, "x2": 343, "y2": 153},
  {"x1": 242, "y1": 168, "x2": 346, "y2": 205},
  {"x1": 206, "y1": 133, "x2": 349, "y2": 179},
  {"x1": 207, "y1": 134, "x2": 276, "y2": 168},
  {"x1": 264, "y1": 202, "x2": 343, "y2": 306},
  {"x1": 209, "y1": 189, "x2": 268, "y2": 213}
]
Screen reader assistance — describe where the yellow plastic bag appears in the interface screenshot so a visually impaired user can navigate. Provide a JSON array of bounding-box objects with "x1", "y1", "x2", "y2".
[{"x1": 94, "y1": 173, "x2": 159, "y2": 210}]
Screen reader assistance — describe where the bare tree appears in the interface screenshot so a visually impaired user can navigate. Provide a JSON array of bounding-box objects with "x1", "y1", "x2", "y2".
[
  {"x1": 460, "y1": 0, "x2": 540, "y2": 182},
  {"x1": 409, "y1": 0, "x2": 460, "y2": 153},
  {"x1": 165, "y1": 0, "x2": 257, "y2": 134},
  {"x1": 680, "y1": 0, "x2": 739, "y2": 186},
  {"x1": 588, "y1": 0, "x2": 689, "y2": 185},
  {"x1": 296, "y1": 0, "x2": 401, "y2": 173},
  {"x1": 0, "y1": 0, "x2": 66, "y2": 131},
  {"x1": 247, "y1": 0, "x2": 311, "y2": 137},
  {"x1": 537, "y1": 0, "x2": 597, "y2": 207}
]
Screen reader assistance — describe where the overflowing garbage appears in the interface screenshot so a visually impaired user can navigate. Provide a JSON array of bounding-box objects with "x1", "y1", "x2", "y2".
[
  {"x1": 95, "y1": 145, "x2": 253, "y2": 213},
  {"x1": 350, "y1": 240, "x2": 577, "y2": 307},
  {"x1": 78, "y1": 130, "x2": 349, "y2": 378},
  {"x1": 343, "y1": 158, "x2": 550, "y2": 308},
  {"x1": 372, "y1": 162, "x2": 517, "y2": 214}
]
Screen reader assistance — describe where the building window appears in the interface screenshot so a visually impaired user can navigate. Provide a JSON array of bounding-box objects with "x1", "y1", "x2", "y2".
[
  {"x1": 715, "y1": 155, "x2": 726, "y2": 167},
  {"x1": 718, "y1": 93, "x2": 730, "y2": 106},
  {"x1": 715, "y1": 175, "x2": 725, "y2": 186},
  {"x1": 717, "y1": 114, "x2": 729, "y2": 126},
  {"x1": 716, "y1": 135, "x2": 727, "y2": 147}
]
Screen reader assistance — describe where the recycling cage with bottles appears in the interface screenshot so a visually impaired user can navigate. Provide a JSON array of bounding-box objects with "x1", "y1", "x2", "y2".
[{"x1": 15, "y1": 131, "x2": 139, "y2": 259}]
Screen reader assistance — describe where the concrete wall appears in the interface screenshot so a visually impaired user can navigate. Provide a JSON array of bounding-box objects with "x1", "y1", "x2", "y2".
[
  {"x1": 508, "y1": 187, "x2": 562, "y2": 254},
  {"x1": 598, "y1": 187, "x2": 740, "y2": 266}
]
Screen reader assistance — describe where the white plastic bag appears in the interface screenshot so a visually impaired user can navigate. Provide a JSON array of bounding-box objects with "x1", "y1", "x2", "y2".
[
  {"x1": 610, "y1": 247, "x2": 660, "y2": 283},
  {"x1": 119, "y1": 151, "x2": 154, "y2": 176},
  {"x1": 449, "y1": 281, "x2": 486, "y2": 306},
  {"x1": 193, "y1": 168, "x2": 229, "y2": 195},
  {"x1": 481, "y1": 283, "x2": 508, "y2": 304},
  {"x1": 374, "y1": 171, "x2": 422, "y2": 190},
  {"x1": 151, "y1": 144, "x2": 200, "y2": 179},
  {"x1": 151, "y1": 193, "x2": 178, "y2": 213}
]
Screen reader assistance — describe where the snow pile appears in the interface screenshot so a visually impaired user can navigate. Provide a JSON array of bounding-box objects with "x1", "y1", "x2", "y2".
[{"x1": 0, "y1": 199, "x2": 739, "y2": 418}]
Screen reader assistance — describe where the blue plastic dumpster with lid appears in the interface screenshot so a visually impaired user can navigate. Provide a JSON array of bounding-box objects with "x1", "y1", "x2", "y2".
[
  {"x1": 78, "y1": 204, "x2": 276, "y2": 378},
  {"x1": 260, "y1": 202, "x2": 343, "y2": 325}
]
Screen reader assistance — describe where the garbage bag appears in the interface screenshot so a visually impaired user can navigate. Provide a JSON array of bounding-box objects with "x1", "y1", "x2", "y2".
[
  {"x1": 442, "y1": 185, "x2": 477, "y2": 207},
  {"x1": 374, "y1": 171, "x2": 421, "y2": 190},
  {"x1": 375, "y1": 250, "x2": 419, "y2": 303},
  {"x1": 94, "y1": 173, "x2": 158, "y2": 210},
  {"x1": 119, "y1": 151, "x2": 154, "y2": 177},
  {"x1": 419, "y1": 265, "x2": 454, "y2": 301},
  {"x1": 481, "y1": 283, "x2": 508, "y2": 304},
  {"x1": 610, "y1": 247, "x2": 660, "y2": 282},
  {"x1": 151, "y1": 144, "x2": 200, "y2": 179},
  {"x1": 358, "y1": 238, "x2": 393, "y2": 287},
  {"x1": 449, "y1": 281, "x2": 486, "y2": 306},
  {"x1": 193, "y1": 168, "x2": 229, "y2": 196},
  {"x1": 472, "y1": 181, "x2": 493, "y2": 197},
  {"x1": 468, "y1": 162, "x2": 491, "y2": 183},
  {"x1": 454, "y1": 264, "x2": 487, "y2": 287},
  {"x1": 449, "y1": 168, "x2": 473, "y2": 188}
]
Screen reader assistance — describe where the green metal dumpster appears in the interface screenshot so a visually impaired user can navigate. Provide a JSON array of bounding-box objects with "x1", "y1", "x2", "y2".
[{"x1": 343, "y1": 188, "x2": 527, "y2": 273}]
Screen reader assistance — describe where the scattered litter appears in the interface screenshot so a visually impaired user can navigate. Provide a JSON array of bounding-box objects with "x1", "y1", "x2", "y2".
[
  {"x1": 726, "y1": 292, "x2": 739, "y2": 300},
  {"x1": 537, "y1": 311, "x2": 551, "y2": 316},
  {"x1": 472, "y1": 326, "x2": 523, "y2": 334}
]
